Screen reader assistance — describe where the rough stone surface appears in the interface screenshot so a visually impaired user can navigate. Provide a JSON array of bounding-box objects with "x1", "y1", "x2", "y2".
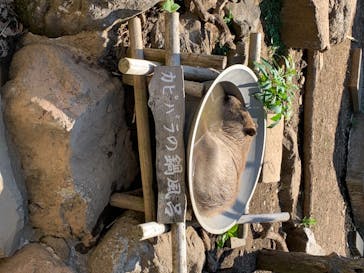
[
  {"x1": 303, "y1": 42, "x2": 352, "y2": 255},
  {"x1": 186, "y1": 0, "x2": 217, "y2": 12},
  {"x1": 279, "y1": 127, "x2": 301, "y2": 216},
  {"x1": 88, "y1": 211, "x2": 205, "y2": 273},
  {"x1": 286, "y1": 227, "x2": 326, "y2": 255},
  {"x1": 261, "y1": 115, "x2": 283, "y2": 183},
  {"x1": 0, "y1": 65, "x2": 26, "y2": 258},
  {"x1": 0, "y1": 106, "x2": 26, "y2": 258},
  {"x1": 329, "y1": 0, "x2": 357, "y2": 44},
  {"x1": 14, "y1": 0, "x2": 160, "y2": 37},
  {"x1": 226, "y1": 0, "x2": 260, "y2": 39},
  {"x1": 151, "y1": 12, "x2": 219, "y2": 55},
  {"x1": 2, "y1": 34, "x2": 137, "y2": 244},
  {"x1": 40, "y1": 236, "x2": 70, "y2": 262},
  {"x1": 346, "y1": 113, "x2": 364, "y2": 238},
  {"x1": 281, "y1": 0, "x2": 330, "y2": 50},
  {"x1": 0, "y1": 243, "x2": 74, "y2": 273}
]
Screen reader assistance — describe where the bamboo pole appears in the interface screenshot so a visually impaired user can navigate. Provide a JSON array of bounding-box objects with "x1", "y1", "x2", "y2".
[
  {"x1": 110, "y1": 193, "x2": 145, "y2": 212},
  {"x1": 138, "y1": 222, "x2": 171, "y2": 241},
  {"x1": 137, "y1": 213, "x2": 290, "y2": 240},
  {"x1": 166, "y1": 12, "x2": 187, "y2": 273},
  {"x1": 127, "y1": 47, "x2": 227, "y2": 69},
  {"x1": 248, "y1": 32, "x2": 262, "y2": 70},
  {"x1": 122, "y1": 74, "x2": 205, "y2": 98},
  {"x1": 129, "y1": 17, "x2": 156, "y2": 222},
  {"x1": 237, "y1": 212, "x2": 290, "y2": 224},
  {"x1": 118, "y1": 57, "x2": 219, "y2": 81},
  {"x1": 118, "y1": 58, "x2": 159, "y2": 75}
]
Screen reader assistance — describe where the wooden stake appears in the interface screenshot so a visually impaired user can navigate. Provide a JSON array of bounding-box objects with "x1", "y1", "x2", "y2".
[
  {"x1": 129, "y1": 17, "x2": 156, "y2": 222},
  {"x1": 248, "y1": 32, "x2": 262, "y2": 70},
  {"x1": 166, "y1": 11, "x2": 187, "y2": 273},
  {"x1": 110, "y1": 193, "x2": 144, "y2": 212},
  {"x1": 138, "y1": 222, "x2": 170, "y2": 241},
  {"x1": 122, "y1": 74, "x2": 205, "y2": 98},
  {"x1": 118, "y1": 58, "x2": 159, "y2": 75},
  {"x1": 119, "y1": 57, "x2": 219, "y2": 81}
]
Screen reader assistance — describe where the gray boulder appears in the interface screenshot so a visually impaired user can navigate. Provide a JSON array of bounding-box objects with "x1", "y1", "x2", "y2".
[
  {"x1": 15, "y1": 0, "x2": 161, "y2": 37},
  {"x1": 281, "y1": 0, "x2": 330, "y2": 50},
  {"x1": 0, "y1": 96, "x2": 26, "y2": 257},
  {"x1": 88, "y1": 211, "x2": 206, "y2": 273},
  {"x1": 226, "y1": 0, "x2": 261, "y2": 39},
  {"x1": 2, "y1": 33, "x2": 137, "y2": 244},
  {"x1": 0, "y1": 243, "x2": 74, "y2": 273}
]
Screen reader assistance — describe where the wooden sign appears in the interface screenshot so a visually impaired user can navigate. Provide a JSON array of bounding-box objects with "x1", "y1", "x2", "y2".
[{"x1": 148, "y1": 65, "x2": 186, "y2": 224}]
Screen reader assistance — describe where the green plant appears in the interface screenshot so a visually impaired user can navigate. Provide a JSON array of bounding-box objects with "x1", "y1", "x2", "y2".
[
  {"x1": 162, "y1": 0, "x2": 180, "y2": 13},
  {"x1": 254, "y1": 54, "x2": 298, "y2": 128},
  {"x1": 216, "y1": 224, "x2": 239, "y2": 249},
  {"x1": 223, "y1": 9, "x2": 234, "y2": 25},
  {"x1": 213, "y1": 43, "x2": 230, "y2": 56},
  {"x1": 301, "y1": 216, "x2": 317, "y2": 228}
]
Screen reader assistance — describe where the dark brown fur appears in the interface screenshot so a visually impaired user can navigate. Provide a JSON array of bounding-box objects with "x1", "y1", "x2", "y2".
[{"x1": 193, "y1": 95, "x2": 257, "y2": 216}]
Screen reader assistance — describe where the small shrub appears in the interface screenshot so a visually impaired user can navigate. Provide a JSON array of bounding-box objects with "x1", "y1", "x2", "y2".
[
  {"x1": 223, "y1": 9, "x2": 234, "y2": 26},
  {"x1": 216, "y1": 224, "x2": 239, "y2": 249},
  {"x1": 162, "y1": 0, "x2": 180, "y2": 13},
  {"x1": 254, "y1": 53, "x2": 298, "y2": 128}
]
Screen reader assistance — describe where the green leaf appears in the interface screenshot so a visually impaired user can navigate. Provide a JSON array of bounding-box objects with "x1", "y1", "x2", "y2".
[
  {"x1": 171, "y1": 3, "x2": 180, "y2": 12},
  {"x1": 268, "y1": 118, "x2": 281, "y2": 128},
  {"x1": 271, "y1": 112, "x2": 282, "y2": 121},
  {"x1": 227, "y1": 224, "x2": 238, "y2": 237},
  {"x1": 301, "y1": 216, "x2": 317, "y2": 228},
  {"x1": 162, "y1": 0, "x2": 180, "y2": 13},
  {"x1": 216, "y1": 225, "x2": 239, "y2": 249},
  {"x1": 223, "y1": 9, "x2": 234, "y2": 25}
]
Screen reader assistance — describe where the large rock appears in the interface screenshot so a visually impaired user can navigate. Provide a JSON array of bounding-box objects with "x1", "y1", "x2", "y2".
[
  {"x1": 225, "y1": 0, "x2": 261, "y2": 39},
  {"x1": 0, "y1": 106, "x2": 26, "y2": 258},
  {"x1": 281, "y1": 0, "x2": 356, "y2": 49},
  {"x1": 281, "y1": 0, "x2": 330, "y2": 50},
  {"x1": 303, "y1": 43, "x2": 351, "y2": 255},
  {"x1": 0, "y1": 63, "x2": 26, "y2": 258},
  {"x1": 329, "y1": 0, "x2": 357, "y2": 44},
  {"x1": 14, "y1": 0, "x2": 160, "y2": 37},
  {"x1": 88, "y1": 211, "x2": 205, "y2": 273},
  {"x1": 2, "y1": 34, "x2": 137, "y2": 244},
  {"x1": 0, "y1": 243, "x2": 74, "y2": 273}
]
